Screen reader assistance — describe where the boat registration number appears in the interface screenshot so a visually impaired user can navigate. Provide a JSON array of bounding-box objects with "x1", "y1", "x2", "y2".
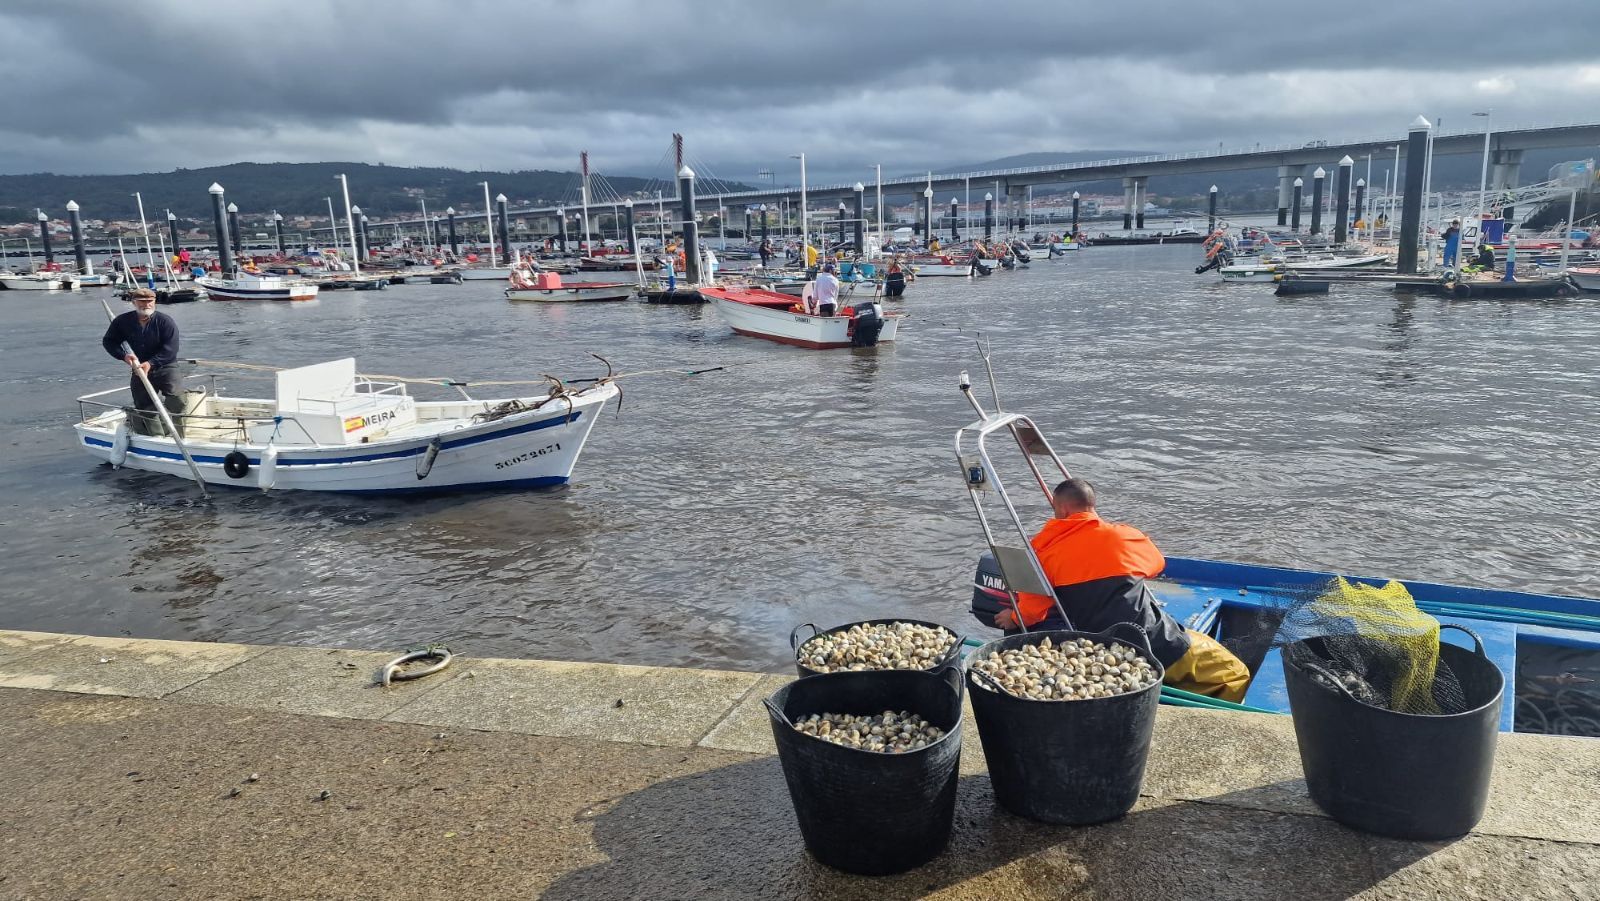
[{"x1": 495, "y1": 443, "x2": 561, "y2": 470}]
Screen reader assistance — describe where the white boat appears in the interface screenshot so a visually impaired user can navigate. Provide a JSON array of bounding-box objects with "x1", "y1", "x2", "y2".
[
  {"x1": 196, "y1": 272, "x2": 319, "y2": 301},
  {"x1": 703, "y1": 286, "x2": 901, "y2": 349},
  {"x1": 76, "y1": 273, "x2": 114, "y2": 287},
  {"x1": 1568, "y1": 267, "x2": 1600, "y2": 291},
  {"x1": 1, "y1": 272, "x2": 79, "y2": 291},
  {"x1": 505, "y1": 270, "x2": 634, "y2": 302},
  {"x1": 74, "y1": 358, "x2": 618, "y2": 493},
  {"x1": 458, "y1": 266, "x2": 513, "y2": 281},
  {"x1": 1219, "y1": 253, "x2": 1389, "y2": 282}
]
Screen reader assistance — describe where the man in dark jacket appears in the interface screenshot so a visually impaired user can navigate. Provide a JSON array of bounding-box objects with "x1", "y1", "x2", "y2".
[
  {"x1": 1000, "y1": 478, "x2": 1251, "y2": 701},
  {"x1": 102, "y1": 289, "x2": 183, "y2": 419}
]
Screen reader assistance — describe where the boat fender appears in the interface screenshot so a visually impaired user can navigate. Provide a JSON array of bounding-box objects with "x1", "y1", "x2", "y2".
[
  {"x1": 416, "y1": 436, "x2": 442, "y2": 481},
  {"x1": 109, "y1": 422, "x2": 130, "y2": 467},
  {"x1": 257, "y1": 445, "x2": 278, "y2": 491},
  {"x1": 1454, "y1": 282, "x2": 1472, "y2": 299},
  {"x1": 223, "y1": 451, "x2": 251, "y2": 479}
]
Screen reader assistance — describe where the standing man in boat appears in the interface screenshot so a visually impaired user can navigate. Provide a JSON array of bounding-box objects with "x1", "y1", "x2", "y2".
[
  {"x1": 995, "y1": 477, "x2": 1251, "y2": 702},
  {"x1": 101, "y1": 289, "x2": 184, "y2": 428},
  {"x1": 811, "y1": 262, "x2": 841, "y2": 316}
]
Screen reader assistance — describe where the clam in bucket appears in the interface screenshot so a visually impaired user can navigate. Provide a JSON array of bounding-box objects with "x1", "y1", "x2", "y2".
[
  {"x1": 1282, "y1": 624, "x2": 1503, "y2": 840},
  {"x1": 790, "y1": 619, "x2": 963, "y2": 679},
  {"x1": 966, "y1": 624, "x2": 1163, "y2": 825},
  {"x1": 764, "y1": 666, "x2": 964, "y2": 876}
]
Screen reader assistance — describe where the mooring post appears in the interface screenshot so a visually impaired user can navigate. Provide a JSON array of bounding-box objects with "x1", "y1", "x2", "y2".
[
  {"x1": 678, "y1": 165, "x2": 701, "y2": 283},
  {"x1": 446, "y1": 207, "x2": 459, "y2": 255},
  {"x1": 1291, "y1": 178, "x2": 1304, "y2": 232},
  {"x1": 495, "y1": 194, "x2": 510, "y2": 261},
  {"x1": 208, "y1": 184, "x2": 233, "y2": 275},
  {"x1": 67, "y1": 202, "x2": 88, "y2": 274},
  {"x1": 1207, "y1": 185, "x2": 1218, "y2": 232},
  {"x1": 985, "y1": 193, "x2": 995, "y2": 238},
  {"x1": 949, "y1": 198, "x2": 959, "y2": 241},
  {"x1": 226, "y1": 202, "x2": 241, "y2": 258},
  {"x1": 623, "y1": 199, "x2": 635, "y2": 254},
  {"x1": 1310, "y1": 167, "x2": 1326, "y2": 235},
  {"x1": 272, "y1": 212, "x2": 285, "y2": 255},
  {"x1": 1397, "y1": 116, "x2": 1432, "y2": 274},
  {"x1": 37, "y1": 210, "x2": 54, "y2": 264},
  {"x1": 557, "y1": 207, "x2": 568, "y2": 253},
  {"x1": 922, "y1": 187, "x2": 934, "y2": 247},
  {"x1": 1276, "y1": 166, "x2": 1295, "y2": 226},
  {"x1": 167, "y1": 210, "x2": 182, "y2": 259},
  {"x1": 1353, "y1": 179, "x2": 1366, "y2": 236},
  {"x1": 1070, "y1": 191, "x2": 1079, "y2": 237},
  {"x1": 1335, "y1": 157, "x2": 1353, "y2": 244},
  {"x1": 360, "y1": 214, "x2": 371, "y2": 261}
]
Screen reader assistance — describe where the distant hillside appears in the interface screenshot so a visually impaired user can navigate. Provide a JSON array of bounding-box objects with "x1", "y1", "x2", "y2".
[{"x1": 0, "y1": 162, "x2": 748, "y2": 223}]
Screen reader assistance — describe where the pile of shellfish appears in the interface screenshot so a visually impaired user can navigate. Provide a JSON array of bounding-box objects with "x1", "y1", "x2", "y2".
[
  {"x1": 971, "y1": 635, "x2": 1157, "y2": 701},
  {"x1": 792, "y1": 710, "x2": 946, "y2": 753},
  {"x1": 798, "y1": 622, "x2": 957, "y2": 673}
]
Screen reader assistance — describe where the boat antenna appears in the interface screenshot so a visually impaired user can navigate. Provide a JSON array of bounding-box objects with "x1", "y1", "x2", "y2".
[{"x1": 976, "y1": 334, "x2": 1002, "y2": 413}]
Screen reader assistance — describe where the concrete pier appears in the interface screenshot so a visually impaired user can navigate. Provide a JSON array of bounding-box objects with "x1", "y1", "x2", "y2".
[
  {"x1": 1122, "y1": 178, "x2": 1137, "y2": 230},
  {"x1": 0, "y1": 628, "x2": 1594, "y2": 900}
]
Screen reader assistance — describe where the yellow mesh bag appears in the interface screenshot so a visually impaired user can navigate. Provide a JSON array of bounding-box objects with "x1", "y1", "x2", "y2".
[{"x1": 1304, "y1": 577, "x2": 1442, "y2": 714}]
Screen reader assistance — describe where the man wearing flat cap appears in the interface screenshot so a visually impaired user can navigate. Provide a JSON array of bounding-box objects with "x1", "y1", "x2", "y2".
[{"x1": 102, "y1": 289, "x2": 184, "y2": 428}]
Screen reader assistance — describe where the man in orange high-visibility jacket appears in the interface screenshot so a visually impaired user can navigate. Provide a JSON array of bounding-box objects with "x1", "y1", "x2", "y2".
[{"x1": 996, "y1": 478, "x2": 1251, "y2": 702}]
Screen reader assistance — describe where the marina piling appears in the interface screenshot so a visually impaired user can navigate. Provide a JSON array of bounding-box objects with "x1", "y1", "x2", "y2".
[
  {"x1": 273, "y1": 212, "x2": 285, "y2": 255},
  {"x1": 446, "y1": 208, "x2": 459, "y2": 255},
  {"x1": 985, "y1": 193, "x2": 995, "y2": 238},
  {"x1": 1335, "y1": 157, "x2": 1353, "y2": 244},
  {"x1": 167, "y1": 211, "x2": 182, "y2": 258},
  {"x1": 226, "y1": 203, "x2": 241, "y2": 258},
  {"x1": 37, "y1": 210, "x2": 53, "y2": 264},
  {"x1": 760, "y1": 204, "x2": 769, "y2": 243},
  {"x1": 495, "y1": 194, "x2": 510, "y2": 261},
  {"x1": 678, "y1": 165, "x2": 701, "y2": 283},
  {"x1": 949, "y1": 198, "x2": 959, "y2": 241},
  {"x1": 209, "y1": 184, "x2": 233, "y2": 275},
  {"x1": 837, "y1": 202, "x2": 847, "y2": 248},
  {"x1": 852, "y1": 184, "x2": 865, "y2": 252},
  {"x1": 1291, "y1": 178, "x2": 1304, "y2": 232},
  {"x1": 1070, "y1": 191, "x2": 1079, "y2": 237},
  {"x1": 623, "y1": 200, "x2": 635, "y2": 254},
  {"x1": 557, "y1": 207, "x2": 568, "y2": 253},
  {"x1": 359, "y1": 214, "x2": 371, "y2": 261},
  {"x1": 922, "y1": 187, "x2": 934, "y2": 247},
  {"x1": 1353, "y1": 179, "x2": 1366, "y2": 234},
  {"x1": 1310, "y1": 168, "x2": 1325, "y2": 235},
  {"x1": 1398, "y1": 116, "x2": 1431, "y2": 274},
  {"x1": 1276, "y1": 165, "x2": 1296, "y2": 226},
  {"x1": 67, "y1": 201, "x2": 87, "y2": 274},
  {"x1": 1207, "y1": 186, "x2": 1218, "y2": 232}
]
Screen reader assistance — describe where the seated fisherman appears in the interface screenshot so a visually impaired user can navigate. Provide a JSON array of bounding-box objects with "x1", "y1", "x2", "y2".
[{"x1": 996, "y1": 477, "x2": 1252, "y2": 702}]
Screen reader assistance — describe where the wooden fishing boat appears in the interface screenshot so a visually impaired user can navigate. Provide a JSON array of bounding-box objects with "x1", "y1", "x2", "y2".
[
  {"x1": 74, "y1": 358, "x2": 618, "y2": 494},
  {"x1": 196, "y1": 272, "x2": 318, "y2": 302},
  {"x1": 703, "y1": 286, "x2": 901, "y2": 349},
  {"x1": 506, "y1": 270, "x2": 634, "y2": 302}
]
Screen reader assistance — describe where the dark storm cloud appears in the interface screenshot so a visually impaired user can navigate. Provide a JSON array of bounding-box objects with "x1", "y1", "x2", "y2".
[{"x1": 0, "y1": 0, "x2": 1595, "y2": 180}]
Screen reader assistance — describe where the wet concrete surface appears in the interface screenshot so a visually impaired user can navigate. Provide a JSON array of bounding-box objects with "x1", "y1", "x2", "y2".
[{"x1": 0, "y1": 631, "x2": 1597, "y2": 900}]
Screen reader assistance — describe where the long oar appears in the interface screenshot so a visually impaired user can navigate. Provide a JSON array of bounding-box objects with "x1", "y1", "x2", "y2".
[{"x1": 99, "y1": 298, "x2": 209, "y2": 499}]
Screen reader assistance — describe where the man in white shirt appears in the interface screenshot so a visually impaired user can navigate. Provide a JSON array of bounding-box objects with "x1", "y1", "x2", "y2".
[{"x1": 812, "y1": 262, "x2": 841, "y2": 316}]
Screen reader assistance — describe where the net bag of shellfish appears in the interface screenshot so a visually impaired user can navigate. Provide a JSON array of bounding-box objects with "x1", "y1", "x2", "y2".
[{"x1": 1268, "y1": 577, "x2": 1469, "y2": 716}]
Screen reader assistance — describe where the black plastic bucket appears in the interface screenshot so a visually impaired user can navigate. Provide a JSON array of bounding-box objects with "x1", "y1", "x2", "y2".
[
  {"x1": 790, "y1": 619, "x2": 963, "y2": 679},
  {"x1": 764, "y1": 666, "x2": 964, "y2": 875},
  {"x1": 966, "y1": 623, "x2": 1162, "y2": 825},
  {"x1": 1282, "y1": 624, "x2": 1503, "y2": 840}
]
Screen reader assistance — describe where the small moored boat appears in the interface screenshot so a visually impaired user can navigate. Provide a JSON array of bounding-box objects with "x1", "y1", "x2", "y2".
[
  {"x1": 506, "y1": 270, "x2": 634, "y2": 302},
  {"x1": 703, "y1": 285, "x2": 902, "y2": 349},
  {"x1": 196, "y1": 272, "x2": 319, "y2": 301},
  {"x1": 74, "y1": 358, "x2": 618, "y2": 493}
]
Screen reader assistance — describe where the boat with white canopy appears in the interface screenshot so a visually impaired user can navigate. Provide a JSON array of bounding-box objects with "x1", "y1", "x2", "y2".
[{"x1": 74, "y1": 358, "x2": 618, "y2": 493}]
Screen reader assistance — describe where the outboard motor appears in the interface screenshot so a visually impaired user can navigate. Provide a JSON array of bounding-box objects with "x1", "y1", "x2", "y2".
[
  {"x1": 850, "y1": 300, "x2": 886, "y2": 346},
  {"x1": 970, "y1": 552, "x2": 1010, "y2": 628}
]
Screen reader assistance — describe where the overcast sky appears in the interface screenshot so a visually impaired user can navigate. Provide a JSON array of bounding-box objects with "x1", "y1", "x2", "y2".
[{"x1": 2, "y1": 1, "x2": 1596, "y2": 186}]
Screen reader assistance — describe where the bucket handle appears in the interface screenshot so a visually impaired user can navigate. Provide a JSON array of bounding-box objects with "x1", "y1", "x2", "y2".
[
  {"x1": 934, "y1": 662, "x2": 964, "y2": 697},
  {"x1": 1102, "y1": 622, "x2": 1156, "y2": 660},
  {"x1": 967, "y1": 662, "x2": 1008, "y2": 695},
  {"x1": 763, "y1": 697, "x2": 795, "y2": 730},
  {"x1": 789, "y1": 623, "x2": 819, "y2": 651},
  {"x1": 1439, "y1": 623, "x2": 1486, "y2": 658}
]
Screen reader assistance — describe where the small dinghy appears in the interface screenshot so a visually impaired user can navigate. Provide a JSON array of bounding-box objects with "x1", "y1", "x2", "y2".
[
  {"x1": 702, "y1": 286, "x2": 902, "y2": 349},
  {"x1": 74, "y1": 358, "x2": 618, "y2": 493},
  {"x1": 506, "y1": 269, "x2": 634, "y2": 302}
]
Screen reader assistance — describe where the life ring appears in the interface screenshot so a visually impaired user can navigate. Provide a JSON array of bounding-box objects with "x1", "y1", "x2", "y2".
[{"x1": 223, "y1": 451, "x2": 251, "y2": 479}]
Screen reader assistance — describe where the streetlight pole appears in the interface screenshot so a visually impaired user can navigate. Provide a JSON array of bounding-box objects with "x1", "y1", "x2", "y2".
[{"x1": 791, "y1": 152, "x2": 807, "y2": 258}]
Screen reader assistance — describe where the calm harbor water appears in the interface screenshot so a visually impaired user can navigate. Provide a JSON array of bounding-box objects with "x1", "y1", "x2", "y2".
[{"x1": 3, "y1": 246, "x2": 1598, "y2": 671}]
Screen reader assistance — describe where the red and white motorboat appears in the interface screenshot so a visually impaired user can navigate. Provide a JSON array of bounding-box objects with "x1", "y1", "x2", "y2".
[
  {"x1": 196, "y1": 272, "x2": 319, "y2": 301},
  {"x1": 702, "y1": 286, "x2": 902, "y2": 349},
  {"x1": 505, "y1": 269, "x2": 635, "y2": 302}
]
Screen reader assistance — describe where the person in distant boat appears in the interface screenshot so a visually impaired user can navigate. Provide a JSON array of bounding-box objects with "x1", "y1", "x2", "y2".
[
  {"x1": 102, "y1": 289, "x2": 184, "y2": 425},
  {"x1": 928, "y1": 236, "x2": 941, "y2": 254},
  {"x1": 812, "y1": 262, "x2": 841, "y2": 316},
  {"x1": 1442, "y1": 218, "x2": 1462, "y2": 268},
  {"x1": 996, "y1": 477, "x2": 1251, "y2": 702}
]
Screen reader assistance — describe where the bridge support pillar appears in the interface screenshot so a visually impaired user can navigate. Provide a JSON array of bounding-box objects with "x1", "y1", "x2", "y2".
[
  {"x1": 1276, "y1": 166, "x2": 1301, "y2": 226},
  {"x1": 1491, "y1": 148, "x2": 1524, "y2": 225}
]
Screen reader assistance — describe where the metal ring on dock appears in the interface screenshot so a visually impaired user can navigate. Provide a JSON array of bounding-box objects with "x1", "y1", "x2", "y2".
[{"x1": 379, "y1": 646, "x2": 453, "y2": 687}]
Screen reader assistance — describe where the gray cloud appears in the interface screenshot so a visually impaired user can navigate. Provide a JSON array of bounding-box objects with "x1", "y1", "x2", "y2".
[{"x1": 1, "y1": 0, "x2": 1596, "y2": 184}]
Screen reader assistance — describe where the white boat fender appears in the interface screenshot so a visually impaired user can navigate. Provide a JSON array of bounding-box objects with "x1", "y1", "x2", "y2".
[
  {"x1": 257, "y1": 445, "x2": 278, "y2": 491},
  {"x1": 109, "y1": 422, "x2": 130, "y2": 467},
  {"x1": 416, "y1": 436, "x2": 442, "y2": 480},
  {"x1": 223, "y1": 450, "x2": 251, "y2": 479}
]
